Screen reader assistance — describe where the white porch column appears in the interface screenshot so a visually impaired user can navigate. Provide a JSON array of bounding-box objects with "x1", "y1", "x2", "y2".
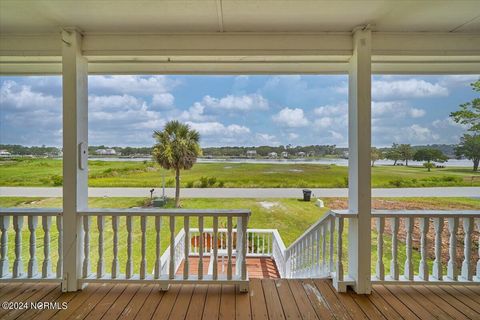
[
  {"x1": 347, "y1": 27, "x2": 372, "y2": 294},
  {"x1": 62, "y1": 28, "x2": 88, "y2": 292}
]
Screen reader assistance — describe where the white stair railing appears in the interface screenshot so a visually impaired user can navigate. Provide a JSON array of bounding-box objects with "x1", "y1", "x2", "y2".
[
  {"x1": 77, "y1": 208, "x2": 250, "y2": 292},
  {"x1": 283, "y1": 210, "x2": 354, "y2": 290},
  {"x1": 0, "y1": 208, "x2": 63, "y2": 282}
]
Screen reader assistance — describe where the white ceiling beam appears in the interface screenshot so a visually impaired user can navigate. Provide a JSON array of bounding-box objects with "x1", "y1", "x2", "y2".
[{"x1": 1, "y1": 32, "x2": 479, "y2": 74}]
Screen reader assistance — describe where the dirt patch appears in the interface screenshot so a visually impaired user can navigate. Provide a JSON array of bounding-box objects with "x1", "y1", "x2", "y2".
[{"x1": 259, "y1": 201, "x2": 280, "y2": 210}]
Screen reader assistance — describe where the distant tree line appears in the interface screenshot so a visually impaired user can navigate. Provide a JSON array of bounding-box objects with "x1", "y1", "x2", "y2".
[
  {"x1": 0, "y1": 144, "x2": 61, "y2": 156},
  {"x1": 202, "y1": 145, "x2": 344, "y2": 157}
]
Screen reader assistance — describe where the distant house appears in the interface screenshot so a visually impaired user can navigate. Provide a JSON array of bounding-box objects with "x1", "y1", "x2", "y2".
[
  {"x1": 246, "y1": 150, "x2": 257, "y2": 158},
  {"x1": 0, "y1": 150, "x2": 11, "y2": 157},
  {"x1": 268, "y1": 152, "x2": 278, "y2": 158},
  {"x1": 281, "y1": 151, "x2": 288, "y2": 158},
  {"x1": 47, "y1": 148, "x2": 63, "y2": 157},
  {"x1": 96, "y1": 148, "x2": 117, "y2": 155},
  {"x1": 297, "y1": 151, "x2": 306, "y2": 157}
]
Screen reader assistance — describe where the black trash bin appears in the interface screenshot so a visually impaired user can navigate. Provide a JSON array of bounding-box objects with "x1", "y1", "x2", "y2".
[{"x1": 302, "y1": 189, "x2": 312, "y2": 201}]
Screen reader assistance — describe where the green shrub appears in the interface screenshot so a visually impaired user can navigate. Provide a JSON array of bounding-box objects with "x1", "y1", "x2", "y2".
[
  {"x1": 51, "y1": 175, "x2": 63, "y2": 186},
  {"x1": 218, "y1": 181, "x2": 225, "y2": 188},
  {"x1": 186, "y1": 181, "x2": 194, "y2": 188},
  {"x1": 199, "y1": 176, "x2": 209, "y2": 188},
  {"x1": 207, "y1": 177, "x2": 217, "y2": 186}
]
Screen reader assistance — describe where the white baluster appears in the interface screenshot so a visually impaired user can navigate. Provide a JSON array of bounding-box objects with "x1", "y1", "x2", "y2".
[
  {"x1": 183, "y1": 216, "x2": 189, "y2": 280},
  {"x1": 310, "y1": 231, "x2": 317, "y2": 272},
  {"x1": 154, "y1": 216, "x2": 161, "y2": 279},
  {"x1": 390, "y1": 217, "x2": 399, "y2": 280},
  {"x1": 82, "y1": 216, "x2": 90, "y2": 278},
  {"x1": 213, "y1": 217, "x2": 218, "y2": 280},
  {"x1": 315, "y1": 227, "x2": 320, "y2": 274},
  {"x1": 56, "y1": 217, "x2": 63, "y2": 279},
  {"x1": 476, "y1": 219, "x2": 480, "y2": 281},
  {"x1": 447, "y1": 217, "x2": 458, "y2": 280},
  {"x1": 432, "y1": 217, "x2": 443, "y2": 280},
  {"x1": 267, "y1": 232, "x2": 271, "y2": 254},
  {"x1": 461, "y1": 217, "x2": 473, "y2": 281},
  {"x1": 169, "y1": 216, "x2": 175, "y2": 279},
  {"x1": 240, "y1": 215, "x2": 248, "y2": 282},
  {"x1": 126, "y1": 216, "x2": 133, "y2": 279},
  {"x1": 376, "y1": 217, "x2": 385, "y2": 280},
  {"x1": 111, "y1": 216, "x2": 119, "y2": 279},
  {"x1": 13, "y1": 216, "x2": 24, "y2": 278},
  {"x1": 140, "y1": 216, "x2": 147, "y2": 279},
  {"x1": 227, "y1": 217, "x2": 233, "y2": 280},
  {"x1": 322, "y1": 223, "x2": 327, "y2": 273},
  {"x1": 198, "y1": 216, "x2": 204, "y2": 280},
  {"x1": 419, "y1": 217, "x2": 429, "y2": 281},
  {"x1": 404, "y1": 217, "x2": 414, "y2": 280},
  {"x1": 41, "y1": 216, "x2": 52, "y2": 278},
  {"x1": 0, "y1": 216, "x2": 10, "y2": 278},
  {"x1": 336, "y1": 217, "x2": 344, "y2": 282},
  {"x1": 27, "y1": 216, "x2": 38, "y2": 278},
  {"x1": 97, "y1": 216, "x2": 104, "y2": 278},
  {"x1": 329, "y1": 217, "x2": 335, "y2": 273}
]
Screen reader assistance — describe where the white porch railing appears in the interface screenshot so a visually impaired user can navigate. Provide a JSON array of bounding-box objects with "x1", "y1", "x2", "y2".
[
  {"x1": 0, "y1": 208, "x2": 63, "y2": 282},
  {"x1": 372, "y1": 210, "x2": 480, "y2": 284},
  {"x1": 1, "y1": 207, "x2": 479, "y2": 293},
  {"x1": 280, "y1": 209, "x2": 480, "y2": 291},
  {"x1": 77, "y1": 208, "x2": 250, "y2": 291}
]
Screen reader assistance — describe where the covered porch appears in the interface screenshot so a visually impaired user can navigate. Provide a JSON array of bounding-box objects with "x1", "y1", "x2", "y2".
[{"x1": 1, "y1": 0, "x2": 480, "y2": 318}]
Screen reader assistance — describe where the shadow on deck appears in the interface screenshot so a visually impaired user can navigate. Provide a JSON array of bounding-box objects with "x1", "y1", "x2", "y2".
[{"x1": 0, "y1": 279, "x2": 479, "y2": 319}]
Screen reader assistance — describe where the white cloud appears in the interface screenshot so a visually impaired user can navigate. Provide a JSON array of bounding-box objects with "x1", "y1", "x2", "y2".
[
  {"x1": 329, "y1": 130, "x2": 344, "y2": 142},
  {"x1": 152, "y1": 93, "x2": 174, "y2": 108},
  {"x1": 408, "y1": 108, "x2": 426, "y2": 118},
  {"x1": 179, "y1": 103, "x2": 213, "y2": 122},
  {"x1": 288, "y1": 133, "x2": 299, "y2": 140},
  {"x1": 272, "y1": 107, "x2": 309, "y2": 128},
  {"x1": 201, "y1": 94, "x2": 269, "y2": 111},
  {"x1": 314, "y1": 117, "x2": 333, "y2": 128},
  {"x1": 255, "y1": 133, "x2": 279, "y2": 146},
  {"x1": 439, "y1": 75, "x2": 479, "y2": 88},
  {"x1": 186, "y1": 121, "x2": 250, "y2": 137},
  {"x1": 89, "y1": 75, "x2": 177, "y2": 95},
  {"x1": 373, "y1": 79, "x2": 448, "y2": 100},
  {"x1": 0, "y1": 80, "x2": 60, "y2": 111},
  {"x1": 313, "y1": 103, "x2": 347, "y2": 117},
  {"x1": 432, "y1": 117, "x2": 468, "y2": 130},
  {"x1": 333, "y1": 78, "x2": 449, "y2": 100},
  {"x1": 372, "y1": 101, "x2": 426, "y2": 119}
]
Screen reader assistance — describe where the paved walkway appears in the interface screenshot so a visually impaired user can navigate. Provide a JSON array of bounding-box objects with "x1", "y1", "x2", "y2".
[{"x1": 1, "y1": 187, "x2": 479, "y2": 198}]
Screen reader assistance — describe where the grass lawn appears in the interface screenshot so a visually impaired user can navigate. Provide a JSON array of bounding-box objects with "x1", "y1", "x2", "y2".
[
  {"x1": 1, "y1": 158, "x2": 479, "y2": 187},
  {"x1": 1, "y1": 196, "x2": 478, "y2": 276}
]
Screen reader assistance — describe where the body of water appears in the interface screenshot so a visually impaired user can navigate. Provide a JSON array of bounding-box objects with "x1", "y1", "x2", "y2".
[{"x1": 88, "y1": 157, "x2": 475, "y2": 167}]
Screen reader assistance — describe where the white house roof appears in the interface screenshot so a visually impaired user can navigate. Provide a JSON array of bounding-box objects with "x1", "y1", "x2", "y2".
[{"x1": 0, "y1": 0, "x2": 479, "y2": 34}]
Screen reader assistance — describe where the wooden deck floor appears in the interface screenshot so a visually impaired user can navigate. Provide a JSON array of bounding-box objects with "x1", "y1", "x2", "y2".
[
  {"x1": 177, "y1": 257, "x2": 280, "y2": 279},
  {"x1": 0, "y1": 280, "x2": 479, "y2": 319}
]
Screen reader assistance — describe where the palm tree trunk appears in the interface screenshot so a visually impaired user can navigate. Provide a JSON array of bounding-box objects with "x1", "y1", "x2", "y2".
[
  {"x1": 474, "y1": 158, "x2": 479, "y2": 172},
  {"x1": 175, "y1": 168, "x2": 181, "y2": 208}
]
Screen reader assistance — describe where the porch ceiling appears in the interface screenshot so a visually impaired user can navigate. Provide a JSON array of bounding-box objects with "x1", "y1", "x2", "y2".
[
  {"x1": 0, "y1": 1, "x2": 479, "y2": 74},
  {"x1": 0, "y1": 0, "x2": 479, "y2": 34}
]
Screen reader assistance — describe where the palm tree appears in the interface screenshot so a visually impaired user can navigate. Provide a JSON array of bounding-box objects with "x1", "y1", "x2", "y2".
[{"x1": 153, "y1": 121, "x2": 201, "y2": 207}]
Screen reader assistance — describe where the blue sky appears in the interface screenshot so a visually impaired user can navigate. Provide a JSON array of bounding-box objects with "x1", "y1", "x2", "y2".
[{"x1": 0, "y1": 74, "x2": 478, "y2": 148}]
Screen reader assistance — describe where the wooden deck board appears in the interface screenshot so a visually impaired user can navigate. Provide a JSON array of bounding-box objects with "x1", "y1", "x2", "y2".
[{"x1": 0, "y1": 281, "x2": 479, "y2": 319}]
